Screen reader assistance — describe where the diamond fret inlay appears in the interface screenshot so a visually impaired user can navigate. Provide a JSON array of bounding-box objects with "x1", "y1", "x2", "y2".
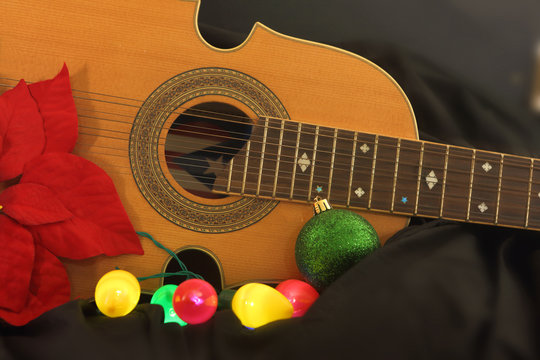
[
  {"x1": 360, "y1": 143, "x2": 370, "y2": 154},
  {"x1": 482, "y1": 162, "x2": 492, "y2": 172},
  {"x1": 478, "y1": 202, "x2": 488, "y2": 213},
  {"x1": 425, "y1": 170, "x2": 438, "y2": 190},
  {"x1": 297, "y1": 152, "x2": 311, "y2": 173},
  {"x1": 355, "y1": 187, "x2": 365, "y2": 198}
]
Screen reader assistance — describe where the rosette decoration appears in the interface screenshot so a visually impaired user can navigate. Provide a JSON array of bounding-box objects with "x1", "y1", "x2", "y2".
[{"x1": 0, "y1": 65, "x2": 143, "y2": 326}]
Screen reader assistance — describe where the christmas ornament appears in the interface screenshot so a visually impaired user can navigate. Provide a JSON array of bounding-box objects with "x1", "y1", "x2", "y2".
[
  {"x1": 150, "y1": 284, "x2": 187, "y2": 326},
  {"x1": 172, "y1": 279, "x2": 217, "y2": 324},
  {"x1": 95, "y1": 270, "x2": 140, "y2": 318},
  {"x1": 231, "y1": 283, "x2": 294, "y2": 329},
  {"x1": 295, "y1": 198, "x2": 379, "y2": 290},
  {"x1": 276, "y1": 279, "x2": 319, "y2": 317}
]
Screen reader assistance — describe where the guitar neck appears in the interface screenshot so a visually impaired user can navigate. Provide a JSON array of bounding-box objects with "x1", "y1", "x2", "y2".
[{"x1": 214, "y1": 117, "x2": 540, "y2": 231}]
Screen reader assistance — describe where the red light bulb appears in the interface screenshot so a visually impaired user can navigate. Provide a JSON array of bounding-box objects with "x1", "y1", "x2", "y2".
[
  {"x1": 172, "y1": 279, "x2": 217, "y2": 324},
  {"x1": 276, "y1": 279, "x2": 319, "y2": 317}
]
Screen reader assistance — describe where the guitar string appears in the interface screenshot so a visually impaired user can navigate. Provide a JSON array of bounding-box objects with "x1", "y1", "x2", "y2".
[
  {"x1": 78, "y1": 119, "x2": 459, "y2": 176},
  {"x1": 85, "y1": 151, "x2": 527, "y2": 219},
  {"x1": 78, "y1": 139, "x2": 436, "y2": 192},
  {"x1": 78, "y1": 127, "x2": 535, "y2": 192},
  {"x1": 0, "y1": 82, "x2": 533, "y2": 223},
  {"x1": 78, "y1": 104, "x2": 487, "y2": 165},
  {"x1": 5, "y1": 77, "x2": 432, "y2": 134},
  {"x1": 77, "y1": 128, "x2": 419, "y2": 176},
  {"x1": 75, "y1": 106, "x2": 534, "y2": 186},
  {"x1": 77, "y1": 109, "x2": 456, "y2": 163},
  {"x1": 73, "y1": 112, "x2": 540, "y2": 186},
  {"x1": 74, "y1": 97, "x2": 520, "y2": 168},
  {"x1": 78, "y1": 121, "x2": 431, "y2": 176},
  {"x1": 1, "y1": 81, "x2": 538, "y2": 188},
  {"x1": 81, "y1": 158, "x2": 535, "y2": 224},
  {"x1": 2, "y1": 81, "x2": 537, "y2": 190},
  {"x1": 76, "y1": 133, "x2": 536, "y2": 204},
  {"x1": 6, "y1": 91, "x2": 537, "y2": 222},
  {"x1": 1, "y1": 80, "x2": 534, "y2": 171},
  {"x1": 76, "y1": 118, "x2": 539, "y2": 191},
  {"x1": 74, "y1": 121, "x2": 536, "y2": 219}
]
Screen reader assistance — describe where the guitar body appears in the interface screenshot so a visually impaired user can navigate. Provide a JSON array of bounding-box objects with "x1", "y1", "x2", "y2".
[{"x1": 0, "y1": 0, "x2": 417, "y2": 298}]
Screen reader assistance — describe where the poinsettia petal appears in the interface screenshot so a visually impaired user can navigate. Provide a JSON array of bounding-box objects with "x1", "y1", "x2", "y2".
[
  {"x1": 0, "y1": 92, "x2": 7, "y2": 151},
  {"x1": 28, "y1": 64, "x2": 78, "y2": 153},
  {"x1": 21, "y1": 153, "x2": 143, "y2": 259},
  {"x1": 0, "y1": 80, "x2": 46, "y2": 181},
  {"x1": 0, "y1": 242, "x2": 70, "y2": 326},
  {"x1": 0, "y1": 183, "x2": 73, "y2": 225},
  {"x1": 31, "y1": 216, "x2": 137, "y2": 259},
  {"x1": 0, "y1": 216, "x2": 35, "y2": 313}
]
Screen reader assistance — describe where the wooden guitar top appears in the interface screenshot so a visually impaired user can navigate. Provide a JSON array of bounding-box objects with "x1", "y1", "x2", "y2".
[{"x1": 0, "y1": 0, "x2": 416, "y2": 298}]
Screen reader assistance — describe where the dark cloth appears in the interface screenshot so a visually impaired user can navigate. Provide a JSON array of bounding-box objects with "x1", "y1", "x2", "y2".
[{"x1": 2, "y1": 9, "x2": 540, "y2": 360}]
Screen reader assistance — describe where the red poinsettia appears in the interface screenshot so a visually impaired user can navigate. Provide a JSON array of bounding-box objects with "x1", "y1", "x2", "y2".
[
  {"x1": 0, "y1": 64, "x2": 78, "y2": 182},
  {"x1": 0, "y1": 66, "x2": 143, "y2": 326}
]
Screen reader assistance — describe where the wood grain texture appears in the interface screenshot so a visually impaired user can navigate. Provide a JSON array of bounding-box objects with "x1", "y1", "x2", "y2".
[{"x1": 0, "y1": 0, "x2": 417, "y2": 298}]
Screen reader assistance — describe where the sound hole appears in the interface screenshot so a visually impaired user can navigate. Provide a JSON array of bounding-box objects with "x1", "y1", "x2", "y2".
[
  {"x1": 164, "y1": 102, "x2": 252, "y2": 199},
  {"x1": 163, "y1": 247, "x2": 224, "y2": 292}
]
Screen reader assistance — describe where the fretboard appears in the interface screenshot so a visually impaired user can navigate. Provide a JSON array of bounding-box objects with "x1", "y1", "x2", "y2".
[{"x1": 213, "y1": 117, "x2": 540, "y2": 230}]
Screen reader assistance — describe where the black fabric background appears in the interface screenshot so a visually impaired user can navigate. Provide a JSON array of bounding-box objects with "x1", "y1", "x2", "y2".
[{"x1": 2, "y1": 2, "x2": 540, "y2": 359}]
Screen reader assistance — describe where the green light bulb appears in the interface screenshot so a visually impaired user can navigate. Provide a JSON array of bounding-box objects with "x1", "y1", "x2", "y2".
[{"x1": 150, "y1": 284, "x2": 187, "y2": 326}]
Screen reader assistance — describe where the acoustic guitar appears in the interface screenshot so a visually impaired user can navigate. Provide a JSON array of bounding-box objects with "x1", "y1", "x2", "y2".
[{"x1": 1, "y1": 0, "x2": 537, "y2": 299}]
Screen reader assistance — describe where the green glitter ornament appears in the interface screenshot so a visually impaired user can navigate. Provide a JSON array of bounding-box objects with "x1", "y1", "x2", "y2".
[{"x1": 295, "y1": 198, "x2": 380, "y2": 290}]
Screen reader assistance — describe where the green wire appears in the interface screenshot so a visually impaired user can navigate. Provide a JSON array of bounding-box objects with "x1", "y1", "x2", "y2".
[{"x1": 135, "y1": 231, "x2": 203, "y2": 282}]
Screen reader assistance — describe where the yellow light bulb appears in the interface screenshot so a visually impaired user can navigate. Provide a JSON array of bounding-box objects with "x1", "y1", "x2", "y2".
[
  {"x1": 95, "y1": 270, "x2": 140, "y2": 318},
  {"x1": 232, "y1": 283, "x2": 293, "y2": 329}
]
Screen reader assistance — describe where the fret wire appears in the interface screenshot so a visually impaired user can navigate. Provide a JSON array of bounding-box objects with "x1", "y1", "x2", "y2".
[
  {"x1": 390, "y1": 138, "x2": 401, "y2": 212},
  {"x1": 495, "y1": 153, "x2": 504, "y2": 224},
  {"x1": 327, "y1": 128, "x2": 338, "y2": 201},
  {"x1": 307, "y1": 125, "x2": 320, "y2": 200},
  {"x1": 466, "y1": 149, "x2": 476, "y2": 221},
  {"x1": 525, "y1": 158, "x2": 534, "y2": 228},
  {"x1": 439, "y1": 145, "x2": 450, "y2": 218},
  {"x1": 241, "y1": 139, "x2": 251, "y2": 194},
  {"x1": 256, "y1": 117, "x2": 269, "y2": 196},
  {"x1": 290, "y1": 122, "x2": 302, "y2": 199},
  {"x1": 272, "y1": 119, "x2": 285, "y2": 198},
  {"x1": 347, "y1": 132, "x2": 358, "y2": 207},
  {"x1": 414, "y1": 141, "x2": 425, "y2": 215},
  {"x1": 367, "y1": 135, "x2": 379, "y2": 209},
  {"x1": 226, "y1": 157, "x2": 234, "y2": 193}
]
